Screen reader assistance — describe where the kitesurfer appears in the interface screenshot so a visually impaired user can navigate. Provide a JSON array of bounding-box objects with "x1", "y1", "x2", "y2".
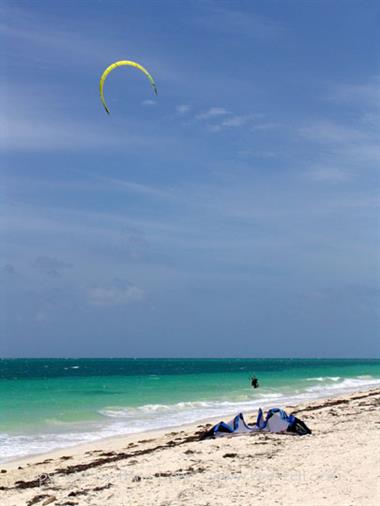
[{"x1": 251, "y1": 375, "x2": 259, "y2": 389}]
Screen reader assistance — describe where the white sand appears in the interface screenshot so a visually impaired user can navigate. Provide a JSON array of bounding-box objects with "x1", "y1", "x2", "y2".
[{"x1": 1, "y1": 388, "x2": 379, "y2": 506}]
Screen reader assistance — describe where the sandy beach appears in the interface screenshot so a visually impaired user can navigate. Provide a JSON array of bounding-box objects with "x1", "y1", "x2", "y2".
[{"x1": 1, "y1": 387, "x2": 379, "y2": 506}]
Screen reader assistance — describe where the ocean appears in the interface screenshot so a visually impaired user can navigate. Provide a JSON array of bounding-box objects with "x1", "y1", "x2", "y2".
[{"x1": 1, "y1": 358, "x2": 380, "y2": 463}]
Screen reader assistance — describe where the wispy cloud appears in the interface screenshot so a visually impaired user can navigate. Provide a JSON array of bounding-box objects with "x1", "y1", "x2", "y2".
[
  {"x1": 299, "y1": 120, "x2": 367, "y2": 144},
  {"x1": 195, "y1": 1, "x2": 283, "y2": 42},
  {"x1": 33, "y1": 256, "x2": 73, "y2": 278},
  {"x1": 176, "y1": 104, "x2": 191, "y2": 114},
  {"x1": 0, "y1": 17, "x2": 115, "y2": 68},
  {"x1": 207, "y1": 113, "x2": 264, "y2": 132},
  {"x1": 0, "y1": 6, "x2": 171, "y2": 77},
  {"x1": 308, "y1": 166, "x2": 353, "y2": 184},
  {"x1": 0, "y1": 114, "x2": 155, "y2": 152},
  {"x1": 340, "y1": 143, "x2": 380, "y2": 165},
  {"x1": 98, "y1": 176, "x2": 173, "y2": 200},
  {"x1": 0, "y1": 83, "x2": 178, "y2": 152},
  {"x1": 1, "y1": 264, "x2": 15, "y2": 275},
  {"x1": 327, "y1": 76, "x2": 380, "y2": 109},
  {"x1": 196, "y1": 107, "x2": 229, "y2": 120},
  {"x1": 141, "y1": 99, "x2": 156, "y2": 107},
  {"x1": 251, "y1": 122, "x2": 279, "y2": 131},
  {"x1": 87, "y1": 279, "x2": 145, "y2": 306},
  {"x1": 297, "y1": 83, "x2": 380, "y2": 185},
  {"x1": 220, "y1": 114, "x2": 258, "y2": 128},
  {"x1": 3, "y1": 172, "x2": 174, "y2": 203}
]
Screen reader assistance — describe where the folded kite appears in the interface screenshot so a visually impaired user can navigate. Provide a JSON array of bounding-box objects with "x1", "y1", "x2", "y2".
[{"x1": 200, "y1": 408, "x2": 311, "y2": 439}]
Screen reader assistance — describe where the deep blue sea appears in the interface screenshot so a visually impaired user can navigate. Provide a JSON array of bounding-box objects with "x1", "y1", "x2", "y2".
[{"x1": 1, "y1": 358, "x2": 380, "y2": 462}]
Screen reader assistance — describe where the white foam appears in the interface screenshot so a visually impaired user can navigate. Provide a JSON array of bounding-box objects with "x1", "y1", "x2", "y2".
[
  {"x1": 305, "y1": 376, "x2": 380, "y2": 394},
  {"x1": 0, "y1": 423, "x2": 130, "y2": 462},
  {"x1": 2, "y1": 374, "x2": 379, "y2": 463},
  {"x1": 306, "y1": 376, "x2": 341, "y2": 382}
]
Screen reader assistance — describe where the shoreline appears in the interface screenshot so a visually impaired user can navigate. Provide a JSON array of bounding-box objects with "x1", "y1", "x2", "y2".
[
  {"x1": 1, "y1": 386, "x2": 378, "y2": 468},
  {"x1": 3, "y1": 379, "x2": 380, "y2": 467},
  {"x1": 1, "y1": 387, "x2": 379, "y2": 505}
]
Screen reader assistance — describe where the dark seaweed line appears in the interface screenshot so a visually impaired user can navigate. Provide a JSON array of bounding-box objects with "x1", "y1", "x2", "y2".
[
  {"x1": 4, "y1": 389, "x2": 380, "y2": 492},
  {"x1": 7, "y1": 431, "x2": 204, "y2": 491}
]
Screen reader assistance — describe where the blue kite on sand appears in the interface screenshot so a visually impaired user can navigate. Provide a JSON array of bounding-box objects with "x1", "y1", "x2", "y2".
[{"x1": 200, "y1": 408, "x2": 311, "y2": 439}]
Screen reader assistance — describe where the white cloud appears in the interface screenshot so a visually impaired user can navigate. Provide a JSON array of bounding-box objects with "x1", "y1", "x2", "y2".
[
  {"x1": 0, "y1": 84, "x2": 176, "y2": 152},
  {"x1": 141, "y1": 99, "x2": 156, "y2": 107},
  {"x1": 195, "y1": 2, "x2": 283, "y2": 42},
  {"x1": 0, "y1": 114, "x2": 155, "y2": 151},
  {"x1": 251, "y1": 122, "x2": 279, "y2": 131},
  {"x1": 1, "y1": 264, "x2": 15, "y2": 275},
  {"x1": 0, "y1": 17, "x2": 114, "y2": 68},
  {"x1": 220, "y1": 115, "x2": 251, "y2": 127},
  {"x1": 207, "y1": 124, "x2": 222, "y2": 133},
  {"x1": 196, "y1": 107, "x2": 229, "y2": 120},
  {"x1": 0, "y1": 7, "x2": 171, "y2": 77},
  {"x1": 176, "y1": 104, "x2": 191, "y2": 114},
  {"x1": 308, "y1": 166, "x2": 353, "y2": 184},
  {"x1": 299, "y1": 121, "x2": 367, "y2": 144},
  {"x1": 87, "y1": 279, "x2": 145, "y2": 306},
  {"x1": 4, "y1": 172, "x2": 174, "y2": 202},
  {"x1": 360, "y1": 112, "x2": 380, "y2": 126},
  {"x1": 101, "y1": 176, "x2": 173, "y2": 199},
  {"x1": 328, "y1": 76, "x2": 380, "y2": 109},
  {"x1": 206, "y1": 113, "x2": 264, "y2": 131},
  {"x1": 339, "y1": 143, "x2": 380, "y2": 165},
  {"x1": 33, "y1": 256, "x2": 73, "y2": 277},
  {"x1": 299, "y1": 117, "x2": 380, "y2": 170},
  {"x1": 35, "y1": 311, "x2": 48, "y2": 322}
]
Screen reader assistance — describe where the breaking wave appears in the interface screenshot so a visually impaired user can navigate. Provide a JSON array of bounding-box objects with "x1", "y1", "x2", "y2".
[{"x1": 1, "y1": 374, "x2": 379, "y2": 463}]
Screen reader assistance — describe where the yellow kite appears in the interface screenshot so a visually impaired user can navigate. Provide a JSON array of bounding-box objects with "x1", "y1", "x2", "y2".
[{"x1": 99, "y1": 60, "x2": 157, "y2": 114}]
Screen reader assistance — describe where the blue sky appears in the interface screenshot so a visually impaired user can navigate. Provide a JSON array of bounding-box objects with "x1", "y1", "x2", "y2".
[{"x1": 1, "y1": 0, "x2": 379, "y2": 357}]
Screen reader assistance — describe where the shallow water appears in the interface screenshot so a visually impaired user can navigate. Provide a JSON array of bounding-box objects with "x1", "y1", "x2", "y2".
[{"x1": 1, "y1": 358, "x2": 380, "y2": 462}]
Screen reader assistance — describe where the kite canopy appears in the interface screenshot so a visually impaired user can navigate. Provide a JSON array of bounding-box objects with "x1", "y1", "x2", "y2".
[
  {"x1": 200, "y1": 409, "x2": 312, "y2": 439},
  {"x1": 99, "y1": 60, "x2": 157, "y2": 114}
]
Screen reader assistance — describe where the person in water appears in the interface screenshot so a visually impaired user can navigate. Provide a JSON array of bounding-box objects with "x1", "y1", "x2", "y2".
[{"x1": 251, "y1": 375, "x2": 259, "y2": 388}]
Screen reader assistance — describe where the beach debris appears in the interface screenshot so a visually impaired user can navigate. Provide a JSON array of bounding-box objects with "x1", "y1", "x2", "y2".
[
  {"x1": 93, "y1": 482, "x2": 112, "y2": 492},
  {"x1": 99, "y1": 60, "x2": 157, "y2": 114},
  {"x1": 67, "y1": 483, "x2": 111, "y2": 497},
  {"x1": 14, "y1": 473, "x2": 50, "y2": 489},
  {"x1": 68, "y1": 489, "x2": 87, "y2": 497},
  {"x1": 132, "y1": 475, "x2": 141, "y2": 482},
  {"x1": 153, "y1": 466, "x2": 205, "y2": 478},
  {"x1": 291, "y1": 397, "x2": 353, "y2": 414},
  {"x1": 26, "y1": 494, "x2": 50, "y2": 506},
  {"x1": 9, "y1": 424, "x2": 235, "y2": 491},
  {"x1": 0, "y1": 469, "x2": 6, "y2": 473},
  {"x1": 42, "y1": 497, "x2": 56, "y2": 506}
]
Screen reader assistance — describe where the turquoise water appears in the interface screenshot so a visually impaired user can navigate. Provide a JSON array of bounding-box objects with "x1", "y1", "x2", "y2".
[{"x1": 1, "y1": 358, "x2": 380, "y2": 462}]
